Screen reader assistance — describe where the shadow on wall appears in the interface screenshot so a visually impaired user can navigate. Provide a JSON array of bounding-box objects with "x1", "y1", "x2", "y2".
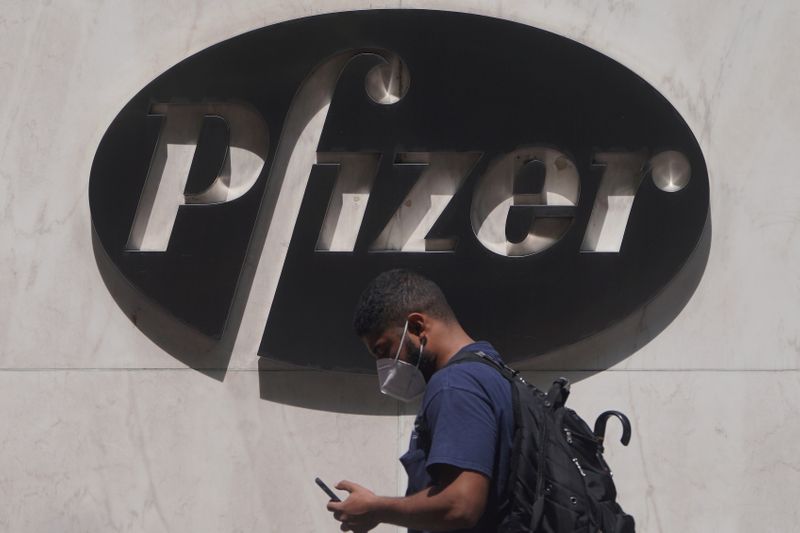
[
  {"x1": 257, "y1": 358, "x2": 407, "y2": 416},
  {"x1": 516, "y1": 212, "x2": 713, "y2": 374},
  {"x1": 93, "y1": 213, "x2": 711, "y2": 413},
  {"x1": 257, "y1": 214, "x2": 712, "y2": 414},
  {"x1": 92, "y1": 226, "x2": 235, "y2": 381}
]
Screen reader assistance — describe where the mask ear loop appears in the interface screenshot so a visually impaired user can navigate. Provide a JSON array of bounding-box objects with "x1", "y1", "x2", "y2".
[
  {"x1": 415, "y1": 338, "x2": 425, "y2": 369},
  {"x1": 394, "y1": 320, "x2": 410, "y2": 362}
]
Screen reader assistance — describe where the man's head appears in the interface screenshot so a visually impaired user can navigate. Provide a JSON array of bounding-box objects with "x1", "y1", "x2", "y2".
[{"x1": 353, "y1": 269, "x2": 464, "y2": 379}]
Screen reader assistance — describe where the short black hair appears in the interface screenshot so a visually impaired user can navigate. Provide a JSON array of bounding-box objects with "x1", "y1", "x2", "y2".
[{"x1": 353, "y1": 269, "x2": 456, "y2": 337}]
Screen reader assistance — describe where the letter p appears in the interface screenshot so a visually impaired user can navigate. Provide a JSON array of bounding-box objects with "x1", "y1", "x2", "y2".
[{"x1": 125, "y1": 102, "x2": 269, "y2": 252}]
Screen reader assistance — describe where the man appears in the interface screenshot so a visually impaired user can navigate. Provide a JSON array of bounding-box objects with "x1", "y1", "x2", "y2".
[{"x1": 327, "y1": 269, "x2": 514, "y2": 532}]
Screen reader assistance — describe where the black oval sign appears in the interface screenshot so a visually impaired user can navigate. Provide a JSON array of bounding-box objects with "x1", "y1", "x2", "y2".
[{"x1": 89, "y1": 10, "x2": 709, "y2": 373}]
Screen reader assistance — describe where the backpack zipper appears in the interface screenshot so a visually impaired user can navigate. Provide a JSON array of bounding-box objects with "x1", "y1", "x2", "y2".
[{"x1": 571, "y1": 457, "x2": 587, "y2": 477}]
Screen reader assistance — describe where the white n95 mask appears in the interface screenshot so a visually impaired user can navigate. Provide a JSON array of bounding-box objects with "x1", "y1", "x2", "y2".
[{"x1": 376, "y1": 321, "x2": 426, "y2": 402}]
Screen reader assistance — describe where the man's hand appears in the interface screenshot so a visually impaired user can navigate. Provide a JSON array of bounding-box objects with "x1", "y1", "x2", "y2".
[
  {"x1": 326, "y1": 480, "x2": 380, "y2": 532},
  {"x1": 325, "y1": 468, "x2": 489, "y2": 531}
]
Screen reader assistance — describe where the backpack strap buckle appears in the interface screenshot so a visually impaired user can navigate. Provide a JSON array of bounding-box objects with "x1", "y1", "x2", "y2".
[{"x1": 544, "y1": 377, "x2": 570, "y2": 408}]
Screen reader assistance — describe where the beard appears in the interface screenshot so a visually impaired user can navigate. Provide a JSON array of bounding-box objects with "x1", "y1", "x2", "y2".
[{"x1": 405, "y1": 337, "x2": 436, "y2": 382}]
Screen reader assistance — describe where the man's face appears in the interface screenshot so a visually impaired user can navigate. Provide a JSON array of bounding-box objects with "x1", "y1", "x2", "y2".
[
  {"x1": 362, "y1": 324, "x2": 419, "y2": 365},
  {"x1": 363, "y1": 322, "x2": 439, "y2": 382}
]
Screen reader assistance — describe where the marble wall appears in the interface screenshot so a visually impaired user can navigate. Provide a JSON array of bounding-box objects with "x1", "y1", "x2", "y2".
[{"x1": 2, "y1": 0, "x2": 799, "y2": 531}]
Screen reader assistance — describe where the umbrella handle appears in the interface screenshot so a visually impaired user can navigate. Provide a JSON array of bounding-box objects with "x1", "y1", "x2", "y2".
[{"x1": 594, "y1": 410, "x2": 632, "y2": 446}]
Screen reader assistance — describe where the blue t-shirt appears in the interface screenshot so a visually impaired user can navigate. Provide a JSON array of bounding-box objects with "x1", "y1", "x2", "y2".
[{"x1": 399, "y1": 341, "x2": 514, "y2": 533}]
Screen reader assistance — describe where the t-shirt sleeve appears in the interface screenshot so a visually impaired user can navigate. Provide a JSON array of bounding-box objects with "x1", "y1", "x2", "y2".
[{"x1": 423, "y1": 384, "x2": 498, "y2": 479}]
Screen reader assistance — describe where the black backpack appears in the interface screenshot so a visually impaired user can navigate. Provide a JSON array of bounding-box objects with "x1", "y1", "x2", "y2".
[{"x1": 449, "y1": 351, "x2": 636, "y2": 533}]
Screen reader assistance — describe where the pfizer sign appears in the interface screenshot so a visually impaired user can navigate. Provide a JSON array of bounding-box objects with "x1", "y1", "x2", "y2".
[{"x1": 89, "y1": 10, "x2": 709, "y2": 372}]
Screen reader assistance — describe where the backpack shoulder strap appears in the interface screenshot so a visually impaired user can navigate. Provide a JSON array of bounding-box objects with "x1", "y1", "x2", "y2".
[
  {"x1": 446, "y1": 350, "x2": 520, "y2": 382},
  {"x1": 449, "y1": 351, "x2": 571, "y2": 408}
]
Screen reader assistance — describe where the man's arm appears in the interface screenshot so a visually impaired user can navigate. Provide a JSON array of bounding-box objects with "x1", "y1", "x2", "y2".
[{"x1": 327, "y1": 465, "x2": 489, "y2": 532}]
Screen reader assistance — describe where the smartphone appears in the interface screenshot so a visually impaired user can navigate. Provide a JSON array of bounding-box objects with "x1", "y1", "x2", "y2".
[{"x1": 315, "y1": 477, "x2": 341, "y2": 502}]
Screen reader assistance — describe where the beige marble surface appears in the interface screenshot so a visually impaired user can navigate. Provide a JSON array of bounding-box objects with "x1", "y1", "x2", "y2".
[
  {"x1": 0, "y1": 370, "x2": 403, "y2": 532},
  {"x1": 1, "y1": 369, "x2": 796, "y2": 532},
  {"x1": 1, "y1": 0, "x2": 799, "y2": 531}
]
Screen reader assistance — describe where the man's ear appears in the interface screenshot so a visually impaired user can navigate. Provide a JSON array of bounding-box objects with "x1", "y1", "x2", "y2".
[{"x1": 406, "y1": 312, "x2": 427, "y2": 338}]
